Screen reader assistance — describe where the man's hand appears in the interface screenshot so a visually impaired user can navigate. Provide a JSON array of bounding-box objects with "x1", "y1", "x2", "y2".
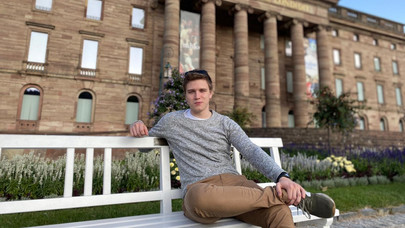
[
  {"x1": 275, "y1": 177, "x2": 306, "y2": 206},
  {"x1": 129, "y1": 120, "x2": 149, "y2": 137}
]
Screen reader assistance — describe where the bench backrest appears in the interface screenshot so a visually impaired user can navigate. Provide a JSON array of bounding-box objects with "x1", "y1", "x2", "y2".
[{"x1": 0, "y1": 134, "x2": 282, "y2": 215}]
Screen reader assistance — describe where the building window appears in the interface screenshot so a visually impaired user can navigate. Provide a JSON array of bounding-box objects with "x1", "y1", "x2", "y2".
[
  {"x1": 35, "y1": 0, "x2": 52, "y2": 11},
  {"x1": 261, "y1": 67, "x2": 265, "y2": 90},
  {"x1": 27, "y1": 31, "x2": 48, "y2": 68},
  {"x1": 380, "y1": 118, "x2": 386, "y2": 131},
  {"x1": 353, "y1": 34, "x2": 359, "y2": 42},
  {"x1": 125, "y1": 96, "x2": 139, "y2": 125},
  {"x1": 86, "y1": 0, "x2": 103, "y2": 20},
  {"x1": 131, "y1": 7, "x2": 145, "y2": 29},
  {"x1": 377, "y1": 84, "x2": 384, "y2": 104},
  {"x1": 331, "y1": 29, "x2": 338, "y2": 37},
  {"x1": 288, "y1": 110, "x2": 295, "y2": 128},
  {"x1": 357, "y1": 82, "x2": 364, "y2": 101},
  {"x1": 358, "y1": 116, "x2": 365, "y2": 130},
  {"x1": 76, "y1": 91, "x2": 93, "y2": 123},
  {"x1": 129, "y1": 46, "x2": 143, "y2": 75},
  {"x1": 20, "y1": 87, "x2": 41, "y2": 121},
  {"x1": 354, "y1": 53, "x2": 362, "y2": 69},
  {"x1": 374, "y1": 57, "x2": 381, "y2": 72},
  {"x1": 390, "y1": 43, "x2": 396, "y2": 50},
  {"x1": 392, "y1": 61, "x2": 399, "y2": 75},
  {"x1": 262, "y1": 107, "x2": 266, "y2": 128},
  {"x1": 400, "y1": 120, "x2": 404, "y2": 132},
  {"x1": 285, "y1": 40, "x2": 292, "y2": 56},
  {"x1": 347, "y1": 11, "x2": 358, "y2": 19},
  {"x1": 260, "y1": 35, "x2": 265, "y2": 50},
  {"x1": 396, "y1": 87, "x2": 402, "y2": 106},
  {"x1": 329, "y1": 7, "x2": 338, "y2": 14},
  {"x1": 81, "y1": 39, "x2": 98, "y2": 70},
  {"x1": 286, "y1": 71, "x2": 293, "y2": 93},
  {"x1": 335, "y1": 78, "x2": 343, "y2": 97},
  {"x1": 373, "y1": 38, "x2": 378, "y2": 46},
  {"x1": 333, "y1": 49, "x2": 341, "y2": 65}
]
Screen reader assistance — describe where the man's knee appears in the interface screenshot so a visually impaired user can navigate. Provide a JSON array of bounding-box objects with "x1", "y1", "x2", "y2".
[{"x1": 184, "y1": 183, "x2": 214, "y2": 211}]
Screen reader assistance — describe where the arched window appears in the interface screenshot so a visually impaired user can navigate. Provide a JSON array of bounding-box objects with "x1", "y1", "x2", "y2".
[
  {"x1": 288, "y1": 110, "x2": 295, "y2": 128},
  {"x1": 20, "y1": 87, "x2": 41, "y2": 120},
  {"x1": 380, "y1": 118, "x2": 387, "y2": 131},
  {"x1": 359, "y1": 116, "x2": 365, "y2": 130},
  {"x1": 261, "y1": 106, "x2": 266, "y2": 128},
  {"x1": 76, "y1": 91, "x2": 93, "y2": 123},
  {"x1": 399, "y1": 119, "x2": 404, "y2": 132},
  {"x1": 125, "y1": 96, "x2": 139, "y2": 124}
]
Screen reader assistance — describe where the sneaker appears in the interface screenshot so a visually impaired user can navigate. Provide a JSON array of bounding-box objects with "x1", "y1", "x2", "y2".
[{"x1": 297, "y1": 192, "x2": 336, "y2": 219}]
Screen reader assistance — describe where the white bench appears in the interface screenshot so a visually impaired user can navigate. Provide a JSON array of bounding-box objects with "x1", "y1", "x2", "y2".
[{"x1": 0, "y1": 134, "x2": 339, "y2": 227}]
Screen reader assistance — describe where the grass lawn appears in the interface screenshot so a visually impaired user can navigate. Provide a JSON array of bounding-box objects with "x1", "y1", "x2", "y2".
[{"x1": 1, "y1": 182, "x2": 405, "y2": 228}]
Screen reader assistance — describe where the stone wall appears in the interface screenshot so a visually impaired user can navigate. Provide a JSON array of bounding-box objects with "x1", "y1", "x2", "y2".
[{"x1": 247, "y1": 127, "x2": 405, "y2": 150}]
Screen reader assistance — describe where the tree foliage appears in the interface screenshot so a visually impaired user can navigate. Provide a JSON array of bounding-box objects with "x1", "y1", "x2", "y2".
[
  {"x1": 311, "y1": 87, "x2": 366, "y2": 134},
  {"x1": 148, "y1": 69, "x2": 189, "y2": 125},
  {"x1": 224, "y1": 107, "x2": 256, "y2": 129}
]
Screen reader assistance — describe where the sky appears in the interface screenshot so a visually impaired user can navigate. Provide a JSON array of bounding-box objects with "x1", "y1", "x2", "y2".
[{"x1": 338, "y1": 0, "x2": 405, "y2": 25}]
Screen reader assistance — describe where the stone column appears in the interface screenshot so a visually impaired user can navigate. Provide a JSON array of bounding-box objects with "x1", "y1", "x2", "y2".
[
  {"x1": 233, "y1": 4, "x2": 250, "y2": 108},
  {"x1": 291, "y1": 19, "x2": 308, "y2": 127},
  {"x1": 163, "y1": 0, "x2": 180, "y2": 69},
  {"x1": 263, "y1": 12, "x2": 281, "y2": 127},
  {"x1": 200, "y1": 0, "x2": 221, "y2": 90},
  {"x1": 316, "y1": 25, "x2": 332, "y2": 89}
]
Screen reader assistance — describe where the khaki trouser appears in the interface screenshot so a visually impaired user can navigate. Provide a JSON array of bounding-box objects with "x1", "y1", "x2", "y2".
[{"x1": 182, "y1": 173, "x2": 294, "y2": 228}]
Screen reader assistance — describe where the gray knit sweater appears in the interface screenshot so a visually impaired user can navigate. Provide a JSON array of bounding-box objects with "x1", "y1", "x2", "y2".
[{"x1": 148, "y1": 110, "x2": 285, "y2": 196}]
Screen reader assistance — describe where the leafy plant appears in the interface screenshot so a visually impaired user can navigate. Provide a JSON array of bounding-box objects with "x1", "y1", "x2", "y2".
[
  {"x1": 310, "y1": 87, "x2": 367, "y2": 152},
  {"x1": 224, "y1": 107, "x2": 256, "y2": 129},
  {"x1": 148, "y1": 69, "x2": 189, "y2": 125}
]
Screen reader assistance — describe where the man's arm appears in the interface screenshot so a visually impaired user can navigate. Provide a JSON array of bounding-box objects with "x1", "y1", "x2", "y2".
[{"x1": 130, "y1": 120, "x2": 149, "y2": 137}]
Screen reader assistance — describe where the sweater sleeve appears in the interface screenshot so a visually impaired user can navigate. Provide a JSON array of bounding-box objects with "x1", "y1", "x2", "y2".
[
  {"x1": 225, "y1": 117, "x2": 284, "y2": 182},
  {"x1": 148, "y1": 114, "x2": 170, "y2": 138}
]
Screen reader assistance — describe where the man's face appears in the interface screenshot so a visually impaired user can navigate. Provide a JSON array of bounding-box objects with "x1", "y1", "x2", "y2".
[{"x1": 185, "y1": 79, "x2": 213, "y2": 117}]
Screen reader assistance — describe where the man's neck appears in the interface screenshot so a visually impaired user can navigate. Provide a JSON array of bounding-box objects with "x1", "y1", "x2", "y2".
[{"x1": 189, "y1": 109, "x2": 212, "y2": 119}]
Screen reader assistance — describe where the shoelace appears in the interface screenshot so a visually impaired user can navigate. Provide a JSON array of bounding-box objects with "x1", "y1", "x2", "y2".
[{"x1": 296, "y1": 198, "x2": 311, "y2": 219}]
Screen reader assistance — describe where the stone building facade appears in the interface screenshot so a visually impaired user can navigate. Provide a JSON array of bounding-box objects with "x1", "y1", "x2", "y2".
[{"x1": 0, "y1": 0, "x2": 404, "y2": 134}]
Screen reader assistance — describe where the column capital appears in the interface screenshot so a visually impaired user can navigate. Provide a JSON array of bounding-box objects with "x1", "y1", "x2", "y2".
[
  {"x1": 150, "y1": 0, "x2": 158, "y2": 9},
  {"x1": 201, "y1": 0, "x2": 222, "y2": 6},
  {"x1": 282, "y1": 18, "x2": 308, "y2": 29},
  {"x1": 258, "y1": 11, "x2": 282, "y2": 22},
  {"x1": 229, "y1": 4, "x2": 254, "y2": 14}
]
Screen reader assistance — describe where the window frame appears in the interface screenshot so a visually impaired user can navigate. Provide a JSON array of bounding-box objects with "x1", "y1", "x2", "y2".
[
  {"x1": 373, "y1": 56, "x2": 381, "y2": 72},
  {"x1": 356, "y1": 81, "x2": 364, "y2": 102},
  {"x1": 354, "y1": 52, "x2": 362, "y2": 69},
  {"x1": 286, "y1": 71, "x2": 293, "y2": 93},
  {"x1": 353, "y1": 33, "x2": 359, "y2": 42},
  {"x1": 377, "y1": 84, "x2": 385, "y2": 104},
  {"x1": 335, "y1": 78, "x2": 343, "y2": 97},
  {"x1": 75, "y1": 90, "x2": 96, "y2": 123},
  {"x1": 79, "y1": 38, "x2": 100, "y2": 77},
  {"x1": 128, "y1": 45, "x2": 144, "y2": 76},
  {"x1": 17, "y1": 85, "x2": 44, "y2": 121},
  {"x1": 395, "y1": 87, "x2": 403, "y2": 106},
  {"x1": 358, "y1": 116, "x2": 367, "y2": 130},
  {"x1": 85, "y1": 0, "x2": 104, "y2": 21},
  {"x1": 392, "y1": 60, "x2": 399, "y2": 75},
  {"x1": 125, "y1": 94, "x2": 141, "y2": 125},
  {"x1": 33, "y1": 0, "x2": 53, "y2": 12},
  {"x1": 332, "y1": 48, "x2": 341, "y2": 66},
  {"x1": 131, "y1": 6, "x2": 146, "y2": 30},
  {"x1": 380, "y1": 117, "x2": 388, "y2": 131}
]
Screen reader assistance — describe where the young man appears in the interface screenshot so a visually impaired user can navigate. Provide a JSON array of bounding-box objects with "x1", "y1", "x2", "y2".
[{"x1": 130, "y1": 69, "x2": 335, "y2": 227}]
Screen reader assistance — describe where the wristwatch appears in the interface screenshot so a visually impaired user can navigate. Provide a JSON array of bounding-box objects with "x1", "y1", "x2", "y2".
[{"x1": 276, "y1": 172, "x2": 291, "y2": 183}]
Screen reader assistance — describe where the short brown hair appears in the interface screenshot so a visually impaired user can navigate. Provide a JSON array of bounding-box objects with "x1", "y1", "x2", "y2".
[{"x1": 183, "y1": 69, "x2": 213, "y2": 92}]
